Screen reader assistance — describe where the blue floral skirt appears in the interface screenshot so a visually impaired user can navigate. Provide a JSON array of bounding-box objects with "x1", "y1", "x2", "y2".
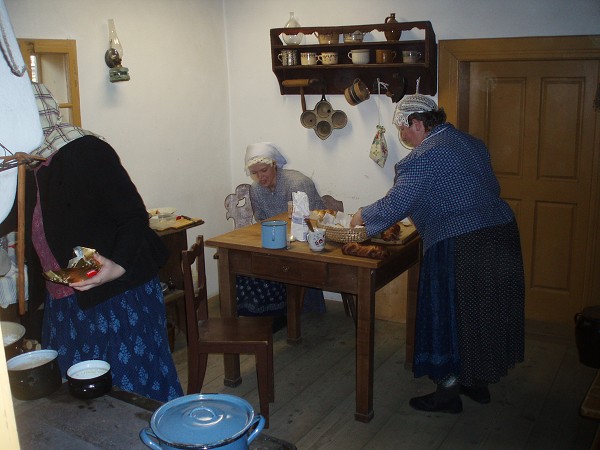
[
  {"x1": 41, "y1": 276, "x2": 183, "y2": 402},
  {"x1": 236, "y1": 276, "x2": 326, "y2": 316}
]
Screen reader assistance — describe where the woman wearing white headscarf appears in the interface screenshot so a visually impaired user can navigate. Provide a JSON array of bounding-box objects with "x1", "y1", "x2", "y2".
[
  {"x1": 237, "y1": 142, "x2": 326, "y2": 321},
  {"x1": 25, "y1": 83, "x2": 183, "y2": 403},
  {"x1": 351, "y1": 95, "x2": 525, "y2": 414},
  {"x1": 244, "y1": 142, "x2": 325, "y2": 221}
]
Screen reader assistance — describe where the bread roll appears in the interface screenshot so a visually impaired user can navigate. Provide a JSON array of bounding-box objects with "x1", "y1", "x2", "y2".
[
  {"x1": 311, "y1": 209, "x2": 338, "y2": 221},
  {"x1": 381, "y1": 223, "x2": 402, "y2": 241},
  {"x1": 342, "y1": 242, "x2": 390, "y2": 260}
]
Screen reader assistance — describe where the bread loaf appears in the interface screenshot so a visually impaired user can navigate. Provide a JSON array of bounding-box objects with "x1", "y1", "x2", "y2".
[
  {"x1": 342, "y1": 242, "x2": 390, "y2": 260},
  {"x1": 381, "y1": 223, "x2": 402, "y2": 241}
]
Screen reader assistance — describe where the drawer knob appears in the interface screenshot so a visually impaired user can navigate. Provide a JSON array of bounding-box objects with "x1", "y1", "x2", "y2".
[{"x1": 281, "y1": 265, "x2": 290, "y2": 272}]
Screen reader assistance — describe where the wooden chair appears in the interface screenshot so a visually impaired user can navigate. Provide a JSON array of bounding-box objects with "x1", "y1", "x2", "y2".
[
  {"x1": 181, "y1": 235, "x2": 274, "y2": 426},
  {"x1": 225, "y1": 183, "x2": 254, "y2": 229},
  {"x1": 321, "y1": 195, "x2": 357, "y2": 324}
]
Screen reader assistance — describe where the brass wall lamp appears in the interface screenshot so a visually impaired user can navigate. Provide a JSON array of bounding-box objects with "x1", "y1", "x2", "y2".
[{"x1": 104, "y1": 19, "x2": 130, "y2": 82}]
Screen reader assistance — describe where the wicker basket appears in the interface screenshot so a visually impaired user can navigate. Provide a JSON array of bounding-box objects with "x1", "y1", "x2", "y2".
[{"x1": 318, "y1": 222, "x2": 368, "y2": 243}]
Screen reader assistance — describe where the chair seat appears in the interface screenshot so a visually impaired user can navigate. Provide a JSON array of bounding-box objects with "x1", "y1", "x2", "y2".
[{"x1": 198, "y1": 317, "x2": 273, "y2": 345}]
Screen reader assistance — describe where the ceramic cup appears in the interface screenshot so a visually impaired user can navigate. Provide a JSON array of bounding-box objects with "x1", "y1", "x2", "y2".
[
  {"x1": 348, "y1": 49, "x2": 369, "y2": 64},
  {"x1": 402, "y1": 50, "x2": 422, "y2": 63},
  {"x1": 375, "y1": 49, "x2": 397, "y2": 64},
  {"x1": 314, "y1": 31, "x2": 338, "y2": 44},
  {"x1": 318, "y1": 52, "x2": 338, "y2": 65},
  {"x1": 300, "y1": 52, "x2": 318, "y2": 65},
  {"x1": 307, "y1": 228, "x2": 326, "y2": 252},
  {"x1": 278, "y1": 49, "x2": 298, "y2": 66}
]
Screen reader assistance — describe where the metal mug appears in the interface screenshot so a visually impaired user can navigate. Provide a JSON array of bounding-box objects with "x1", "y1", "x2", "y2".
[{"x1": 277, "y1": 49, "x2": 298, "y2": 66}]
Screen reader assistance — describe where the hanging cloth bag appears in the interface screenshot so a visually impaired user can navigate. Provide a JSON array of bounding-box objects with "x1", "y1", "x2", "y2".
[{"x1": 369, "y1": 79, "x2": 389, "y2": 167}]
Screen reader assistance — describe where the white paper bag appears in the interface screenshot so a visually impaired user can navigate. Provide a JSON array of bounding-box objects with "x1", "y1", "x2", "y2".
[{"x1": 291, "y1": 191, "x2": 309, "y2": 241}]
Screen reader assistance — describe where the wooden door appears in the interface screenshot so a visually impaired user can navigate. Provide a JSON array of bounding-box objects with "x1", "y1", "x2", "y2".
[
  {"x1": 468, "y1": 60, "x2": 598, "y2": 323},
  {"x1": 439, "y1": 36, "x2": 600, "y2": 325},
  {"x1": 18, "y1": 38, "x2": 81, "y2": 126}
]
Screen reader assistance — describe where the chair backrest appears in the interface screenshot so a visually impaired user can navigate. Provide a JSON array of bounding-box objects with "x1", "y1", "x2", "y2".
[
  {"x1": 181, "y1": 235, "x2": 208, "y2": 346},
  {"x1": 225, "y1": 183, "x2": 254, "y2": 229},
  {"x1": 321, "y1": 195, "x2": 344, "y2": 212}
]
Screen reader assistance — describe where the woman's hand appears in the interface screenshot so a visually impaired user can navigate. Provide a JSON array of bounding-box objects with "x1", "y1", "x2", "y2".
[
  {"x1": 70, "y1": 253, "x2": 125, "y2": 291},
  {"x1": 350, "y1": 209, "x2": 364, "y2": 228}
]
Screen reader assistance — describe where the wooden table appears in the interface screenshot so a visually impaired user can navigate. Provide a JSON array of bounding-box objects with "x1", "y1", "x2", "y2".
[{"x1": 205, "y1": 213, "x2": 421, "y2": 422}]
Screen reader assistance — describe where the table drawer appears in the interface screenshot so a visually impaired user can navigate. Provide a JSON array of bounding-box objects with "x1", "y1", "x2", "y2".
[{"x1": 252, "y1": 254, "x2": 328, "y2": 285}]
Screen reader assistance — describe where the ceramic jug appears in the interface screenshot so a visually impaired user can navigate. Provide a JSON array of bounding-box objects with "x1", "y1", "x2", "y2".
[{"x1": 384, "y1": 13, "x2": 401, "y2": 41}]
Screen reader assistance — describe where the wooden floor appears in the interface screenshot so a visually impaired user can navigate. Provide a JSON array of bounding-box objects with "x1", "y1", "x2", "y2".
[{"x1": 171, "y1": 299, "x2": 599, "y2": 449}]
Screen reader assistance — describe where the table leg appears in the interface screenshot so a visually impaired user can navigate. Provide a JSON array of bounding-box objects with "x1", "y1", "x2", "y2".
[
  {"x1": 404, "y1": 261, "x2": 420, "y2": 369},
  {"x1": 286, "y1": 284, "x2": 303, "y2": 344},
  {"x1": 355, "y1": 268, "x2": 375, "y2": 422},
  {"x1": 216, "y1": 249, "x2": 242, "y2": 387}
]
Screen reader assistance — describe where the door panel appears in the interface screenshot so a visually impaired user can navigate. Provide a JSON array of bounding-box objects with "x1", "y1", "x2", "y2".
[{"x1": 468, "y1": 60, "x2": 598, "y2": 323}]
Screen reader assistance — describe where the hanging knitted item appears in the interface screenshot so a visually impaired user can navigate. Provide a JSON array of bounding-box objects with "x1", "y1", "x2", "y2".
[{"x1": 369, "y1": 125, "x2": 388, "y2": 168}]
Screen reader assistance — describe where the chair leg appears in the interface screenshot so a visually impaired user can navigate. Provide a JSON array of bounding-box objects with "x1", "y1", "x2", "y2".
[
  {"x1": 341, "y1": 293, "x2": 357, "y2": 325},
  {"x1": 255, "y1": 347, "x2": 271, "y2": 428},
  {"x1": 187, "y1": 352, "x2": 208, "y2": 394},
  {"x1": 267, "y1": 338, "x2": 274, "y2": 403}
]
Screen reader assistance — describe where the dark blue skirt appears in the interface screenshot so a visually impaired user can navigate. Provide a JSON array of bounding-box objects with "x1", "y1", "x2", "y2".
[
  {"x1": 41, "y1": 276, "x2": 183, "y2": 402},
  {"x1": 413, "y1": 220, "x2": 525, "y2": 385}
]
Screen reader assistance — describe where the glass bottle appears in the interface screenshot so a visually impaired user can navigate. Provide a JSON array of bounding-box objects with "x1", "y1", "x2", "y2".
[
  {"x1": 384, "y1": 13, "x2": 401, "y2": 42},
  {"x1": 282, "y1": 12, "x2": 303, "y2": 45}
]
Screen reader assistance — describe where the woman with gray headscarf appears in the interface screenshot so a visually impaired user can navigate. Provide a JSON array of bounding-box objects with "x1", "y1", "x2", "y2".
[
  {"x1": 25, "y1": 83, "x2": 183, "y2": 402},
  {"x1": 351, "y1": 94, "x2": 525, "y2": 414},
  {"x1": 245, "y1": 142, "x2": 325, "y2": 221},
  {"x1": 237, "y1": 142, "x2": 326, "y2": 322}
]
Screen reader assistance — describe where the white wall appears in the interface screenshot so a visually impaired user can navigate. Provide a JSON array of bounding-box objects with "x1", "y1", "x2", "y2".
[{"x1": 6, "y1": 0, "x2": 600, "y2": 297}]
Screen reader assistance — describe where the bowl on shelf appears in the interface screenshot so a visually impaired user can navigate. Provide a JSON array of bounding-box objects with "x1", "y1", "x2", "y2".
[
  {"x1": 67, "y1": 359, "x2": 112, "y2": 399},
  {"x1": 343, "y1": 31, "x2": 366, "y2": 43}
]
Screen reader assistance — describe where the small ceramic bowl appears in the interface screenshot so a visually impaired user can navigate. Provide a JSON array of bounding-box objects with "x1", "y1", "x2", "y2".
[{"x1": 67, "y1": 359, "x2": 112, "y2": 399}]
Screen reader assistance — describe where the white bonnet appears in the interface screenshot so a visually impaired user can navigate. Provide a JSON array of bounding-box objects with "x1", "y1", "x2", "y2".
[
  {"x1": 392, "y1": 94, "x2": 438, "y2": 127},
  {"x1": 244, "y1": 142, "x2": 287, "y2": 175}
]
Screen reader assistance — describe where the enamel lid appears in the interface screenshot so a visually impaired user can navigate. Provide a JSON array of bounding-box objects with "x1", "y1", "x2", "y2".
[{"x1": 149, "y1": 394, "x2": 255, "y2": 447}]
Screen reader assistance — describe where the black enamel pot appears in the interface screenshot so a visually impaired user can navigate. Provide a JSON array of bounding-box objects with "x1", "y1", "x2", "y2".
[
  {"x1": 1, "y1": 321, "x2": 25, "y2": 360},
  {"x1": 7, "y1": 349, "x2": 62, "y2": 400},
  {"x1": 67, "y1": 359, "x2": 112, "y2": 399}
]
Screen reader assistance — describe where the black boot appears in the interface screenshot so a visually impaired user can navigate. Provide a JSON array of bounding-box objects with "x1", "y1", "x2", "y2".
[
  {"x1": 460, "y1": 381, "x2": 490, "y2": 404},
  {"x1": 409, "y1": 383, "x2": 462, "y2": 414}
]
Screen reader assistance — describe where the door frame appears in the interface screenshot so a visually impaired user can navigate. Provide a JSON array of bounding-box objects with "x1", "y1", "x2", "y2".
[{"x1": 438, "y1": 35, "x2": 600, "y2": 309}]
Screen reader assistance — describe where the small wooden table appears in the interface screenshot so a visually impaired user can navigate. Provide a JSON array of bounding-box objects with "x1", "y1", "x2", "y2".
[{"x1": 206, "y1": 213, "x2": 421, "y2": 422}]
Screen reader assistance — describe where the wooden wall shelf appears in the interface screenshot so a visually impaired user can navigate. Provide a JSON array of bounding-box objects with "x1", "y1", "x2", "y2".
[{"x1": 269, "y1": 21, "x2": 437, "y2": 99}]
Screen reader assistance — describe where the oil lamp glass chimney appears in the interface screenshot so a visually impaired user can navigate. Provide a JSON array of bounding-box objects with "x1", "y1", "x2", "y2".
[{"x1": 104, "y1": 19, "x2": 130, "y2": 82}]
